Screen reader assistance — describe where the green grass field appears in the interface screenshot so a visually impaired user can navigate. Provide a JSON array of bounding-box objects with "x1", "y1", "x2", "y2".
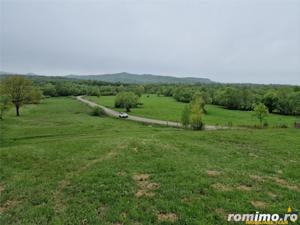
[
  {"x1": 0, "y1": 97, "x2": 299, "y2": 225},
  {"x1": 86, "y1": 95, "x2": 299, "y2": 127}
]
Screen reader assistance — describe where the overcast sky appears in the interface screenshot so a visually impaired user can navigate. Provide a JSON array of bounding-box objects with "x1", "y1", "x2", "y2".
[{"x1": 0, "y1": 0, "x2": 299, "y2": 84}]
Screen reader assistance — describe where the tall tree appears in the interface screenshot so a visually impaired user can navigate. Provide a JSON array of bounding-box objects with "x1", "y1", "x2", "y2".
[
  {"x1": 0, "y1": 76, "x2": 41, "y2": 116},
  {"x1": 115, "y1": 92, "x2": 139, "y2": 112}
]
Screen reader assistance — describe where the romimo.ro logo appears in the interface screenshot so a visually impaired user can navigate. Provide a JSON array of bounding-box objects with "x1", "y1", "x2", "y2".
[{"x1": 227, "y1": 207, "x2": 298, "y2": 225}]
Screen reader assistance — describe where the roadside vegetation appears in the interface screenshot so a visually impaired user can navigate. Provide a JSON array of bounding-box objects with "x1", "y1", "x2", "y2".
[
  {"x1": 91, "y1": 106, "x2": 106, "y2": 117},
  {"x1": 180, "y1": 95, "x2": 205, "y2": 130}
]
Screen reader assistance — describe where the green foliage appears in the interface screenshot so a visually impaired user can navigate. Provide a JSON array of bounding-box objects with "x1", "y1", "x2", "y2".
[
  {"x1": 114, "y1": 92, "x2": 139, "y2": 112},
  {"x1": 2, "y1": 74, "x2": 298, "y2": 116},
  {"x1": 190, "y1": 96, "x2": 204, "y2": 130},
  {"x1": 214, "y1": 87, "x2": 255, "y2": 110},
  {"x1": 0, "y1": 76, "x2": 41, "y2": 116},
  {"x1": 99, "y1": 85, "x2": 116, "y2": 96},
  {"x1": 276, "y1": 90, "x2": 300, "y2": 115},
  {"x1": 88, "y1": 95, "x2": 298, "y2": 127},
  {"x1": 95, "y1": 88, "x2": 101, "y2": 97},
  {"x1": 42, "y1": 83, "x2": 57, "y2": 97},
  {"x1": 91, "y1": 106, "x2": 106, "y2": 116},
  {"x1": 181, "y1": 104, "x2": 191, "y2": 128},
  {"x1": 253, "y1": 103, "x2": 269, "y2": 128},
  {"x1": 87, "y1": 86, "x2": 101, "y2": 97},
  {"x1": 165, "y1": 84, "x2": 298, "y2": 116},
  {"x1": 173, "y1": 87, "x2": 193, "y2": 102},
  {"x1": 262, "y1": 90, "x2": 279, "y2": 113},
  {"x1": 193, "y1": 91, "x2": 210, "y2": 113},
  {"x1": 27, "y1": 88, "x2": 43, "y2": 104},
  {"x1": 239, "y1": 88, "x2": 255, "y2": 110},
  {"x1": 158, "y1": 86, "x2": 174, "y2": 97},
  {"x1": 0, "y1": 95, "x2": 11, "y2": 120},
  {"x1": 116, "y1": 85, "x2": 125, "y2": 93},
  {"x1": 55, "y1": 82, "x2": 81, "y2": 96},
  {"x1": 39, "y1": 81, "x2": 106, "y2": 97},
  {"x1": 134, "y1": 85, "x2": 145, "y2": 97}
]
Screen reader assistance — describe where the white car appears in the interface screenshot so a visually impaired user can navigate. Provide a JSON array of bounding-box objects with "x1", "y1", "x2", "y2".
[{"x1": 119, "y1": 112, "x2": 128, "y2": 118}]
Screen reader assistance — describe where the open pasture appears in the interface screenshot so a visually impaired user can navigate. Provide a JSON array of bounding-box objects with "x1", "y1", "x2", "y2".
[
  {"x1": 87, "y1": 95, "x2": 299, "y2": 127},
  {"x1": 0, "y1": 97, "x2": 299, "y2": 224}
]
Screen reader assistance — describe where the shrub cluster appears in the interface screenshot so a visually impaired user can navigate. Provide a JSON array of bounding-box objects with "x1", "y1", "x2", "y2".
[{"x1": 91, "y1": 107, "x2": 106, "y2": 117}]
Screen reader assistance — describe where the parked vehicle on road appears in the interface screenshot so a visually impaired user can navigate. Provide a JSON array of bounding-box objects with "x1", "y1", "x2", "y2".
[{"x1": 119, "y1": 112, "x2": 128, "y2": 118}]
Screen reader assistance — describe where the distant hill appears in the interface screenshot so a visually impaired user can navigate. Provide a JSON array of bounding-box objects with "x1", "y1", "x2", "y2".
[
  {"x1": 0, "y1": 71, "x2": 213, "y2": 84},
  {"x1": 0, "y1": 71, "x2": 38, "y2": 76},
  {"x1": 66, "y1": 72, "x2": 214, "y2": 84},
  {"x1": 0, "y1": 71, "x2": 14, "y2": 75}
]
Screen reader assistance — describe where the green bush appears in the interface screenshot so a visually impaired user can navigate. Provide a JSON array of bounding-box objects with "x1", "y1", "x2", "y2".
[
  {"x1": 274, "y1": 123, "x2": 288, "y2": 128},
  {"x1": 253, "y1": 103, "x2": 269, "y2": 128},
  {"x1": 181, "y1": 105, "x2": 191, "y2": 128},
  {"x1": 0, "y1": 95, "x2": 11, "y2": 120},
  {"x1": 91, "y1": 107, "x2": 106, "y2": 117},
  {"x1": 190, "y1": 96, "x2": 204, "y2": 130}
]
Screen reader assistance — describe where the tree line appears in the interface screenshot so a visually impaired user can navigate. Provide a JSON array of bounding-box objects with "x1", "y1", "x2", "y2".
[
  {"x1": 147, "y1": 84, "x2": 300, "y2": 116},
  {"x1": 0, "y1": 75, "x2": 145, "y2": 117},
  {"x1": 0, "y1": 75, "x2": 299, "y2": 120}
]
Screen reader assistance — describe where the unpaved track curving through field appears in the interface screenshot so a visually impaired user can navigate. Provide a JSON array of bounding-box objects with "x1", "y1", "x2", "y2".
[{"x1": 77, "y1": 96, "x2": 223, "y2": 130}]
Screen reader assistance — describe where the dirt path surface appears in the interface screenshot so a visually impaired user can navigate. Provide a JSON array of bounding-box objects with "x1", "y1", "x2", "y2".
[{"x1": 77, "y1": 96, "x2": 222, "y2": 130}]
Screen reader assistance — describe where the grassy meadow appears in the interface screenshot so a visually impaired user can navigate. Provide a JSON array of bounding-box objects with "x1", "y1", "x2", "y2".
[
  {"x1": 87, "y1": 95, "x2": 299, "y2": 127},
  {"x1": 0, "y1": 97, "x2": 299, "y2": 225}
]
